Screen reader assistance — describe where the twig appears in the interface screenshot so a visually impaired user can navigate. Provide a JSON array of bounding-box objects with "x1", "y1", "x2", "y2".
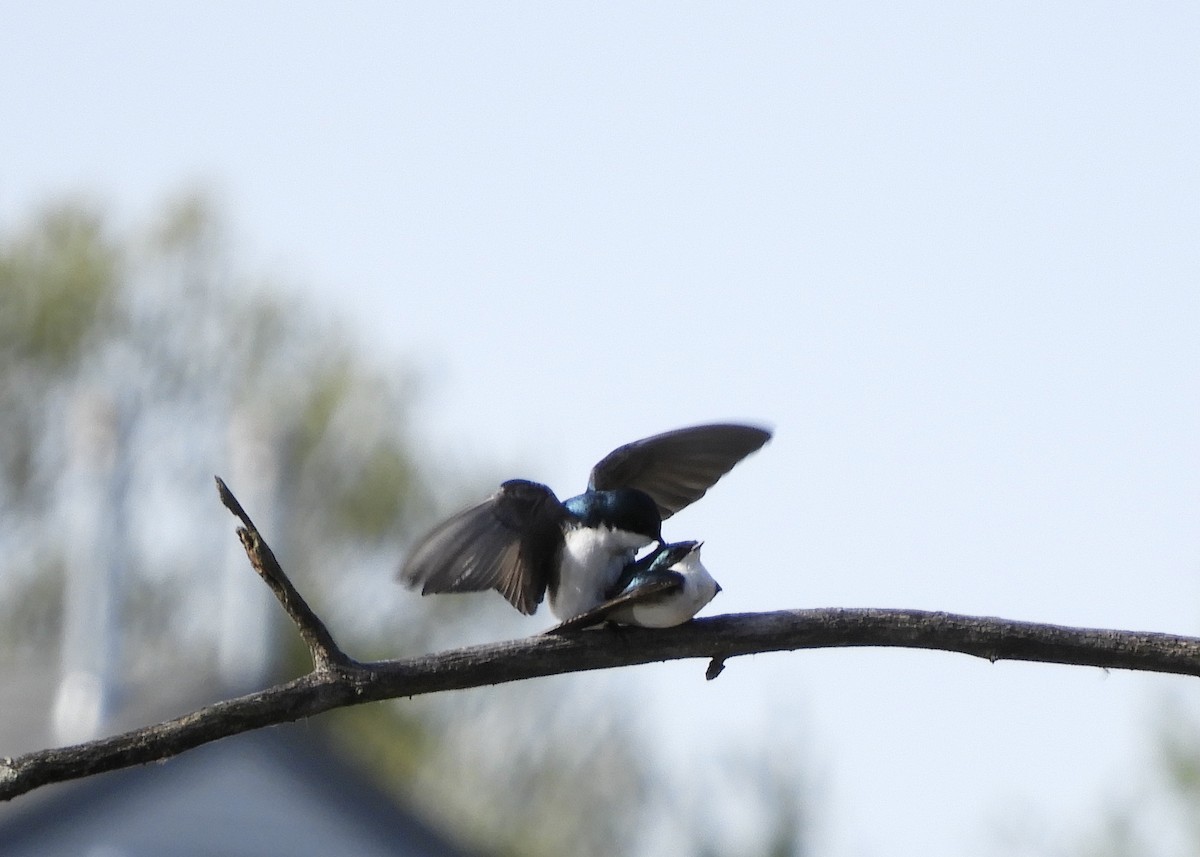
[{"x1": 214, "y1": 476, "x2": 351, "y2": 670}]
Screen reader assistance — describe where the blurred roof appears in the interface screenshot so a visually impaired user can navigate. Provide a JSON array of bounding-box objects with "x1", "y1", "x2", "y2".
[{"x1": 0, "y1": 717, "x2": 483, "y2": 857}]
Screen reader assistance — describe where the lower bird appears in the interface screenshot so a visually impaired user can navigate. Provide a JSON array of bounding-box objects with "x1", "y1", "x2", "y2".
[
  {"x1": 546, "y1": 540, "x2": 719, "y2": 632},
  {"x1": 398, "y1": 423, "x2": 770, "y2": 623}
]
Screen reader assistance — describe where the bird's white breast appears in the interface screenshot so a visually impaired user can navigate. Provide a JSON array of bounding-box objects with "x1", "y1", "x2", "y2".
[{"x1": 550, "y1": 526, "x2": 652, "y2": 621}]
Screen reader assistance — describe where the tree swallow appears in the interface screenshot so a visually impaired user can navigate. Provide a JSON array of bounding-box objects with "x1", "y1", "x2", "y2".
[
  {"x1": 399, "y1": 423, "x2": 770, "y2": 622},
  {"x1": 547, "y1": 540, "x2": 719, "y2": 632}
]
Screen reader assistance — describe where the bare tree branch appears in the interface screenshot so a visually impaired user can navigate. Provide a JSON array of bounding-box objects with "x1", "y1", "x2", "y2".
[
  {"x1": 3, "y1": 480, "x2": 1199, "y2": 803},
  {"x1": 214, "y1": 475, "x2": 350, "y2": 670}
]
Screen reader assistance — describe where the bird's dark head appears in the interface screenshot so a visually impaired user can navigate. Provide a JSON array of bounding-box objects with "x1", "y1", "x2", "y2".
[{"x1": 565, "y1": 487, "x2": 663, "y2": 542}]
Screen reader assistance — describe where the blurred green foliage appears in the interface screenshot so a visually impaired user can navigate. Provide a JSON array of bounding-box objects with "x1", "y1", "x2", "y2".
[
  {"x1": 0, "y1": 205, "x2": 117, "y2": 504},
  {"x1": 999, "y1": 698, "x2": 1200, "y2": 857},
  {"x1": 0, "y1": 205, "x2": 119, "y2": 370}
]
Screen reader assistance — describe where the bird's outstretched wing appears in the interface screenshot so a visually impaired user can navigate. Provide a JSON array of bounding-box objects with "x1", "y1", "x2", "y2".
[
  {"x1": 588, "y1": 423, "x2": 771, "y2": 519},
  {"x1": 398, "y1": 479, "x2": 567, "y2": 615}
]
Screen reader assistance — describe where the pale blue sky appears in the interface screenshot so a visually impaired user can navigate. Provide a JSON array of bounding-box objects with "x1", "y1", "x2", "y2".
[{"x1": 4, "y1": 3, "x2": 1200, "y2": 854}]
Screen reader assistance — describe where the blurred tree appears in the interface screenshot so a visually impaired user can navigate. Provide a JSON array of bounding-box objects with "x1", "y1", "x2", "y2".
[
  {"x1": 1085, "y1": 702, "x2": 1200, "y2": 857},
  {"x1": 0, "y1": 194, "x2": 435, "y2": 664},
  {"x1": 0, "y1": 204, "x2": 117, "y2": 516},
  {"x1": 1156, "y1": 706, "x2": 1200, "y2": 852},
  {"x1": 991, "y1": 698, "x2": 1200, "y2": 857},
  {"x1": 0, "y1": 194, "x2": 810, "y2": 857}
]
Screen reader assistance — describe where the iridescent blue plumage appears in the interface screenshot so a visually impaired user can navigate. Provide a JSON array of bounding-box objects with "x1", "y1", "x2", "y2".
[
  {"x1": 611, "y1": 540, "x2": 699, "y2": 595},
  {"x1": 562, "y1": 488, "x2": 661, "y2": 539}
]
